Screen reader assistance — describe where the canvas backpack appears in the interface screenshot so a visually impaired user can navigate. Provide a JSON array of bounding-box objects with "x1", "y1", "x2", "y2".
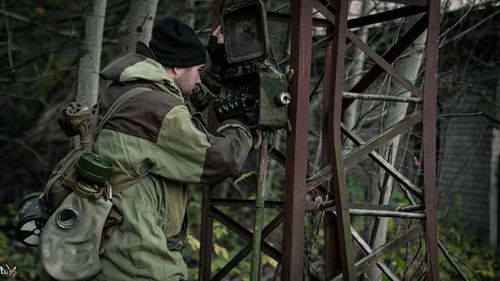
[{"x1": 16, "y1": 86, "x2": 149, "y2": 281}]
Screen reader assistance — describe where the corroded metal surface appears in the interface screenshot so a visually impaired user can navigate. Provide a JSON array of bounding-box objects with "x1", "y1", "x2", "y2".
[
  {"x1": 200, "y1": 1, "x2": 442, "y2": 280},
  {"x1": 281, "y1": 0, "x2": 313, "y2": 280}
]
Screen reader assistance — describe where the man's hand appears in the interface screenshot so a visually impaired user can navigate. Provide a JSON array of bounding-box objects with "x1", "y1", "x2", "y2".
[
  {"x1": 213, "y1": 94, "x2": 257, "y2": 126},
  {"x1": 188, "y1": 83, "x2": 216, "y2": 113},
  {"x1": 207, "y1": 25, "x2": 226, "y2": 70},
  {"x1": 212, "y1": 25, "x2": 224, "y2": 44},
  {"x1": 190, "y1": 26, "x2": 226, "y2": 113}
]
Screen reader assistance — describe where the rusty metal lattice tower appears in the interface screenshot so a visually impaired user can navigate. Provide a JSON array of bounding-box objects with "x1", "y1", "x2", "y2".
[{"x1": 199, "y1": 0, "x2": 441, "y2": 280}]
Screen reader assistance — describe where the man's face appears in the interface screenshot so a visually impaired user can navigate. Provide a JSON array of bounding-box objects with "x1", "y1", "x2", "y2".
[{"x1": 173, "y1": 64, "x2": 204, "y2": 95}]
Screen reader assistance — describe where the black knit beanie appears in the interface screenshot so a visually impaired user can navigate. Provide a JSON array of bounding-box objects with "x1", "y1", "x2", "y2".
[{"x1": 149, "y1": 17, "x2": 206, "y2": 68}]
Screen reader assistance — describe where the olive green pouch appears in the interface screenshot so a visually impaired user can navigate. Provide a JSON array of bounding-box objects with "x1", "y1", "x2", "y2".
[{"x1": 40, "y1": 193, "x2": 112, "y2": 281}]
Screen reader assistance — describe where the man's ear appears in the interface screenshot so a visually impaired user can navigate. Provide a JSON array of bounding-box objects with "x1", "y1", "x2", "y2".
[{"x1": 172, "y1": 67, "x2": 179, "y2": 75}]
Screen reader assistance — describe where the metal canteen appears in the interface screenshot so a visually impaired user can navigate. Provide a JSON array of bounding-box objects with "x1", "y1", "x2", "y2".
[{"x1": 76, "y1": 152, "x2": 113, "y2": 186}]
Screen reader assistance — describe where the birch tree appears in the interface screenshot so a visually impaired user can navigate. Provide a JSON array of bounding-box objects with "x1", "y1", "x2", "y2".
[
  {"x1": 367, "y1": 30, "x2": 427, "y2": 281},
  {"x1": 123, "y1": 0, "x2": 159, "y2": 53},
  {"x1": 343, "y1": 0, "x2": 372, "y2": 133},
  {"x1": 75, "y1": 0, "x2": 107, "y2": 107}
]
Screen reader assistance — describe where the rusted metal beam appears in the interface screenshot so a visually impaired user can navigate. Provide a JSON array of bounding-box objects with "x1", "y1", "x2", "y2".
[
  {"x1": 211, "y1": 212, "x2": 284, "y2": 281},
  {"x1": 282, "y1": 0, "x2": 313, "y2": 279},
  {"x1": 350, "y1": 203, "x2": 421, "y2": 211},
  {"x1": 269, "y1": 146, "x2": 316, "y2": 175},
  {"x1": 344, "y1": 110, "x2": 422, "y2": 168},
  {"x1": 398, "y1": 204, "x2": 424, "y2": 212},
  {"x1": 331, "y1": 225, "x2": 424, "y2": 281},
  {"x1": 340, "y1": 124, "x2": 424, "y2": 199},
  {"x1": 276, "y1": 4, "x2": 429, "y2": 67},
  {"x1": 351, "y1": 228, "x2": 400, "y2": 281},
  {"x1": 353, "y1": 225, "x2": 423, "y2": 278},
  {"x1": 267, "y1": 11, "x2": 330, "y2": 28},
  {"x1": 271, "y1": 144, "x2": 330, "y2": 197},
  {"x1": 342, "y1": 92, "x2": 423, "y2": 103},
  {"x1": 312, "y1": 0, "x2": 335, "y2": 25},
  {"x1": 210, "y1": 206, "x2": 281, "y2": 261},
  {"x1": 422, "y1": 2, "x2": 441, "y2": 280},
  {"x1": 346, "y1": 14, "x2": 428, "y2": 109},
  {"x1": 307, "y1": 165, "x2": 333, "y2": 192},
  {"x1": 200, "y1": 2, "x2": 442, "y2": 280},
  {"x1": 319, "y1": 202, "x2": 425, "y2": 218},
  {"x1": 438, "y1": 240, "x2": 469, "y2": 281},
  {"x1": 313, "y1": 0, "x2": 424, "y2": 100},
  {"x1": 199, "y1": 3, "x2": 223, "y2": 279},
  {"x1": 270, "y1": 5, "x2": 426, "y2": 28},
  {"x1": 349, "y1": 209, "x2": 425, "y2": 219},
  {"x1": 318, "y1": 202, "x2": 423, "y2": 212},
  {"x1": 268, "y1": 147, "x2": 286, "y2": 167},
  {"x1": 348, "y1": 6, "x2": 427, "y2": 28},
  {"x1": 211, "y1": 198, "x2": 283, "y2": 209},
  {"x1": 199, "y1": 186, "x2": 214, "y2": 281},
  {"x1": 377, "y1": 0, "x2": 427, "y2": 7},
  {"x1": 320, "y1": 202, "x2": 391, "y2": 211},
  {"x1": 323, "y1": 24, "x2": 343, "y2": 279},
  {"x1": 250, "y1": 133, "x2": 269, "y2": 281},
  {"x1": 346, "y1": 30, "x2": 422, "y2": 97},
  {"x1": 324, "y1": 0, "x2": 356, "y2": 279}
]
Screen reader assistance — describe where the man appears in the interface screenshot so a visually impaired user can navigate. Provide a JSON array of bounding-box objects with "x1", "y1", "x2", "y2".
[{"x1": 92, "y1": 17, "x2": 254, "y2": 280}]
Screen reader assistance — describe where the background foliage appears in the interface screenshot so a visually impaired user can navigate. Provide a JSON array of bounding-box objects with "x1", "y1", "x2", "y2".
[{"x1": 0, "y1": 0, "x2": 499, "y2": 280}]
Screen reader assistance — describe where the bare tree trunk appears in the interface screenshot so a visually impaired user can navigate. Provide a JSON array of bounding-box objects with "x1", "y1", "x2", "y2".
[
  {"x1": 367, "y1": 31, "x2": 427, "y2": 281},
  {"x1": 75, "y1": 0, "x2": 107, "y2": 106},
  {"x1": 123, "y1": 0, "x2": 159, "y2": 53},
  {"x1": 489, "y1": 70, "x2": 500, "y2": 245},
  {"x1": 343, "y1": 0, "x2": 372, "y2": 134},
  {"x1": 165, "y1": 0, "x2": 195, "y2": 28}
]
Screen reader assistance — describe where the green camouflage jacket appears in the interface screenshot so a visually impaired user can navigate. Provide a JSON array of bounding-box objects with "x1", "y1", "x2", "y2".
[{"x1": 90, "y1": 48, "x2": 252, "y2": 281}]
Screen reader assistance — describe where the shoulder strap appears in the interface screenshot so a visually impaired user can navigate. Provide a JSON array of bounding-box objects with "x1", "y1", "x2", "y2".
[
  {"x1": 93, "y1": 86, "x2": 153, "y2": 195},
  {"x1": 111, "y1": 176, "x2": 146, "y2": 195},
  {"x1": 93, "y1": 87, "x2": 151, "y2": 138}
]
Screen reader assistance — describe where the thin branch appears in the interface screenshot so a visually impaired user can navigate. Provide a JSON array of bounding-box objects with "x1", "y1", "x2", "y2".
[
  {"x1": 439, "y1": 111, "x2": 500, "y2": 125},
  {"x1": 0, "y1": 9, "x2": 118, "y2": 44},
  {"x1": 441, "y1": 9, "x2": 500, "y2": 47},
  {"x1": 439, "y1": 4, "x2": 475, "y2": 42},
  {"x1": 0, "y1": 136, "x2": 48, "y2": 166},
  {"x1": 0, "y1": 67, "x2": 76, "y2": 83},
  {"x1": 0, "y1": 8, "x2": 78, "y2": 38},
  {"x1": 0, "y1": 91, "x2": 44, "y2": 102},
  {"x1": 0, "y1": 39, "x2": 77, "y2": 74},
  {"x1": 445, "y1": 250, "x2": 483, "y2": 281},
  {"x1": 2, "y1": 0, "x2": 14, "y2": 76}
]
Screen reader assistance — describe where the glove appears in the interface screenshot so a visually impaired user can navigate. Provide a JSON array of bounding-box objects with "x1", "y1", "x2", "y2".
[
  {"x1": 207, "y1": 35, "x2": 226, "y2": 71},
  {"x1": 213, "y1": 94, "x2": 258, "y2": 126},
  {"x1": 199, "y1": 64, "x2": 222, "y2": 96},
  {"x1": 188, "y1": 83, "x2": 217, "y2": 113},
  {"x1": 188, "y1": 36, "x2": 227, "y2": 113},
  {"x1": 187, "y1": 61, "x2": 225, "y2": 113}
]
